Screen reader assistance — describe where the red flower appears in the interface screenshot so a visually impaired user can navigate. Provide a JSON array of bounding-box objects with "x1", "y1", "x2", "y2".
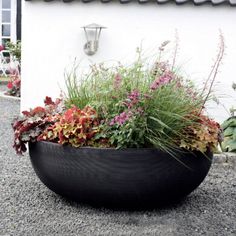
[{"x1": 7, "y1": 82, "x2": 13, "y2": 89}]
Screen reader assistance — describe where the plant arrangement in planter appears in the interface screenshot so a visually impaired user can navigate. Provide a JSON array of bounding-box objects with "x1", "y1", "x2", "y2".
[{"x1": 13, "y1": 37, "x2": 224, "y2": 209}]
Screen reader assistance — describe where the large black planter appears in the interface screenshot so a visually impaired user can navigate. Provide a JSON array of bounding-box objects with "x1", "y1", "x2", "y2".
[{"x1": 29, "y1": 141, "x2": 212, "y2": 209}]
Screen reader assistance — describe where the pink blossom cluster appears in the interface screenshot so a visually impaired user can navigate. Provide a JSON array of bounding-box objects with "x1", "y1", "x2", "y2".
[
  {"x1": 113, "y1": 73, "x2": 122, "y2": 89},
  {"x1": 150, "y1": 72, "x2": 174, "y2": 91},
  {"x1": 109, "y1": 107, "x2": 144, "y2": 126},
  {"x1": 125, "y1": 90, "x2": 140, "y2": 108},
  {"x1": 110, "y1": 111, "x2": 132, "y2": 126},
  {"x1": 109, "y1": 90, "x2": 144, "y2": 126}
]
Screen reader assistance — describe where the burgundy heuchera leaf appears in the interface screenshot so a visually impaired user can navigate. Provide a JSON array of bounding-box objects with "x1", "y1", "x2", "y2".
[{"x1": 12, "y1": 97, "x2": 64, "y2": 155}]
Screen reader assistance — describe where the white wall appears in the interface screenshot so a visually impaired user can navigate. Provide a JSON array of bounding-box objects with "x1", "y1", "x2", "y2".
[{"x1": 22, "y1": 1, "x2": 236, "y2": 123}]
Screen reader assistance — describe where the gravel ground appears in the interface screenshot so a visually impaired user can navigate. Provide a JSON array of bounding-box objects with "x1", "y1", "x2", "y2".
[
  {"x1": 0, "y1": 82, "x2": 7, "y2": 92},
  {"x1": 0, "y1": 94, "x2": 236, "y2": 236}
]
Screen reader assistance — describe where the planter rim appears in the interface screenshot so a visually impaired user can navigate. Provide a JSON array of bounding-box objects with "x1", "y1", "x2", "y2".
[{"x1": 33, "y1": 140, "x2": 199, "y2": 153}]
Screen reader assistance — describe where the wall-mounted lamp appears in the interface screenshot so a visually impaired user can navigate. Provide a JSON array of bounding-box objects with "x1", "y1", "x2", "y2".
[{"x1": 82, "y1": 23, "x2": 106, "y2": 56}]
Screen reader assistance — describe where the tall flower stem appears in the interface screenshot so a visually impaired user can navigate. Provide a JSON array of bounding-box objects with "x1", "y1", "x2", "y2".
[{"x1": 200, "y1": 32, "x2": 225, "y2": 113}]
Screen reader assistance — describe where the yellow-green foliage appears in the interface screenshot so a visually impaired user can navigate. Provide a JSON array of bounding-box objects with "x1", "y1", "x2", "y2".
[
  {"x1": 39, "y1": 106, "x2": 101, "y2": 148},
  {"x1": 179, "y1": 114, "x2": 220, "y2": 153}
]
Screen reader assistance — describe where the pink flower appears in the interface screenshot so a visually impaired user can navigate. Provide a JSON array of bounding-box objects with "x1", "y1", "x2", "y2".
[
  {"x1": 109, "y1": 120, "x2": 115, "y2": 126},
  {"x1": 150, "y1": 72, "x2": 174, "y2": 91},
  {"x1": 128, "y1": 90, "x2": 140, "y2": 101},
  {"x1": 109, "y1": 111, "x2": 132, "y2": 126},
  {"x1": 113, "y1": 73, "x2": 122, "y2": 89},
  {"x1": 124, "y1": 90, "x2": 140, "y2": 108}
]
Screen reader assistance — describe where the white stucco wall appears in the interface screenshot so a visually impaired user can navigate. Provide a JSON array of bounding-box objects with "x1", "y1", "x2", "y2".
[{"x1": 22, "y1": 1, "x2": 236, "y2": 123}]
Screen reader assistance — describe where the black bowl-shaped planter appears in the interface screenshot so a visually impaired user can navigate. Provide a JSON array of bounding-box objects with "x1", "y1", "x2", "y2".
[{"x1": 29, "y1": 141, "x2": 212, "y2": 209}]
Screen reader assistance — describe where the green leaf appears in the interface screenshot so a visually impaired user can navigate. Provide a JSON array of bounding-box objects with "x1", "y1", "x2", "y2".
[
  {"x1": 148, "y1": 116, "x2": 171, "y2": 132},
  {"x1": 222, "y1": 117, "x2": 236, "y2": 130},
  {"x1": 223, "y1": 127, "x2": 235, "y2": 137},
  {"x1": 221, "y1": 136, "x2": 236, "y2": 152}
]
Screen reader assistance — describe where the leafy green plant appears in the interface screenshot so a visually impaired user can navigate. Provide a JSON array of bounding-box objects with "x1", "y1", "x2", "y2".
[
  {"x1": 5, "y1": 40, "x2": 21, "y2": 62},
  {"x1": 219, "y1": 82, "x2": 236, "y2": 152},
  {"x1": 221, "y1": 117, "x2": 236, "y2": 152},
  {"x1": 64, "y1": 34, "x2": 224, "y2": 153}
]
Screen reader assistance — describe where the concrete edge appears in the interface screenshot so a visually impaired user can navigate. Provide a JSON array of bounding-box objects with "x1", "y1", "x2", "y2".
[{"x1": 0, "y1": 91, "x2": 21, "y2": 101}]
